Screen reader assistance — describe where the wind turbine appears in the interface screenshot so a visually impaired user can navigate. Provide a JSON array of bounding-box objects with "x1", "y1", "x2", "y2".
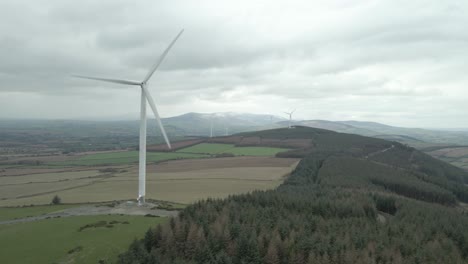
[
  {"x1": 224, "y1": 122, "x2": 229, "y2": 136},
  {"x1": 210, "y1": 115, "x2": 214, "y2": 138},
  {"x1": 73, "y1": 29, "x2": 184, "y2": 205},
  {"x1": 284, "y1": 109, "x2": 296, "y2": 129}
]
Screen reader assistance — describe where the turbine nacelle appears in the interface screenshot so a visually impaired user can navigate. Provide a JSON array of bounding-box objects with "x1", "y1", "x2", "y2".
[{"x1": 284, "y1": 109, "x2": 296, "y2": 129}]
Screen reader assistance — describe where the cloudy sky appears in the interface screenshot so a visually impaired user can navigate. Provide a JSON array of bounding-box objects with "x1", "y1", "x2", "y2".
[{"x1": 0, "y1": 0, "x2": 467, "y2": 128}]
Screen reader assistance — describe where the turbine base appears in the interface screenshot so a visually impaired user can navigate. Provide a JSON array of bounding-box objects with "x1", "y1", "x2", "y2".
[{"x1": 137, "y1": 195, "x2": 145, "y2": 206}]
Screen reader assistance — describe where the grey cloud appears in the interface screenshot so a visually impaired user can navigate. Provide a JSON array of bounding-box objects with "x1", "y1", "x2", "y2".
[{"x1": 1, "y1": 0, "x2": 468, "y2": 127}]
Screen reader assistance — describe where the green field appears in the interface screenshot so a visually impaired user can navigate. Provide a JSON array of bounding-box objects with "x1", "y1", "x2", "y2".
[
  {"x1": 0, "y1": 215, "x2": 166, "y2": 264},
  {"x1": 0, "y1": 204, "x2": 78, "y2": 221},
  {"x1": 49, "y1": 151, "x2": 209, "y2": 166},
  {"x1": 177, "y1": 143, "x2": 289, "y2": 156}
]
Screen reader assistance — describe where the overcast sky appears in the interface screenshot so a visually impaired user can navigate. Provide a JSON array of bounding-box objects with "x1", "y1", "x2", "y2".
[{"x1": 0, "y1": 0, "x2": 467, "y2": 128}]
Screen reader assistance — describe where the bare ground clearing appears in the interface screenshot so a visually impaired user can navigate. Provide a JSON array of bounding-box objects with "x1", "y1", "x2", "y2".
[{"x1": 429, "y1": 147, "x2": 468, "y2": 158}]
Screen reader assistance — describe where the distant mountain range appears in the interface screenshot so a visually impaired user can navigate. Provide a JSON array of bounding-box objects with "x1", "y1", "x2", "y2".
[
  {"x1": 160, "y1": 112, "x2": 285, "y2": 137},
  {"x1": 3, "y1": 113, "x2": 468, "y2": 170},
  {"x1": 2, "y1": 112, "x2": 468, "y2": 148},
  {"x1": 160, "y1": 112, "x2": 468, "y2": 148},
  {"x1": 286, "y1": 120, "x2": 468, "y2": 148}
]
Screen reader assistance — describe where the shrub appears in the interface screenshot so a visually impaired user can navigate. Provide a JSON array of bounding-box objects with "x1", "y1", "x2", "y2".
[{"x1": 51, "y1": 195, "x2": 61, "y2": 205}]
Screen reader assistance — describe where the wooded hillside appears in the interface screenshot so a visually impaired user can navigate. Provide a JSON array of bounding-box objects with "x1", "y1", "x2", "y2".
[{"x1": 118, "y1": 127, "x2": 468, "y2": 264}]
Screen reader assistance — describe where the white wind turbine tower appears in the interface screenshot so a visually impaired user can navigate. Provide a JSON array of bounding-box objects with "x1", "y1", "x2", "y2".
[
  {"x1": 210, "y1": 115, "x2": 214, "y2": 138},
  {"x1": 224, "y1": 122, "x2": 229, "y2": 136},
  {"x1": 73, "y1": 30, "x2": 184, "y2": 205},
  {"x1": 284, "y1": 109, "x2": 296, "y2": 129}
]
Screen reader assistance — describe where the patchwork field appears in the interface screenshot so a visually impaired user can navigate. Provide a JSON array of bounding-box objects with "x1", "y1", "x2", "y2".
[
  {"x1": 177, "y1": 143, "x2": 290, "y2": 156},
  {"x1": 0, "y1": 141, "x2": 297, "y2": 207},
  {"x1": 0, "y1": 156, "x2": 299, "y2": 206},
  {"x1": 0, "y1": 214, "x2": 165, "y2": 264},
  {"x1": 48, "y1": 151, "x2": 209, "y2": 166},
  {"x1": 0, "y1": 141, "x2": 298, "y2": 263},
  {"x1": 0, "y1": 143, "x2": 290, "y2": 168}
]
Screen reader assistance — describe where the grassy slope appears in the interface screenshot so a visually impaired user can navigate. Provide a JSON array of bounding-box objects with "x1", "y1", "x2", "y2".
[
  {"x1": 0, "y1": 204, "x2": 77, "y2": 221},
  {"x1": 0, "y1": 215, "x2": 166, "y2": 264},
  {"x1": 49, "y1": 152, "x2": 209, "y2": 166}
]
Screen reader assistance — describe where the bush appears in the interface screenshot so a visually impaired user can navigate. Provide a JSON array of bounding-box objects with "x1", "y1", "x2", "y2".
[{"x1": 51, "y1": 195, "x2": 61, "y2": 205}]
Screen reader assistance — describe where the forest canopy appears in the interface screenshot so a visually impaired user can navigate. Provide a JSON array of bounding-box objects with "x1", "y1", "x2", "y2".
[{"x1": 118, "y1": 127, "x2": 468, "y2": 264}]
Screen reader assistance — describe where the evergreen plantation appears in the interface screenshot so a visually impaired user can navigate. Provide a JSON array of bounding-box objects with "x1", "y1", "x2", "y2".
[{"x1": 118, "y1": 127, "x2": 468, "y2": 264}]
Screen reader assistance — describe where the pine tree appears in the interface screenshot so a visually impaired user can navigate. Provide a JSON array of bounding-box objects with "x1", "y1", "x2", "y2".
[
  {"x1": 144, "y1": 228, "x2": 155, "y2": 252},
  {"x1": 264, "y1": 241, "x2": 280, "y2": 264},
  {"x1": 51, "y1": 195, "x2": 61, "y2": 205},
  {"x1": 185, "y1": 223, "x2": 199, "y2": 259}
]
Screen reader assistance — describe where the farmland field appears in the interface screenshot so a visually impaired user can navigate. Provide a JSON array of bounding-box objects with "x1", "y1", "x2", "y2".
[
  {"x1": 0, "y1": 214, "x2": 165, "y2": 264},
  {"x1": 48, "y1": 151, "x2": 209, "y2": 166},
  {"x1": 0, "y1": 157, "x2": 299, "y2": 206},
  {"x1": 0, "y1": 140, "x2": 299, "y2": 264},
  {"x1": 177, "y1": 143, "x2": 290, "y2": 156},
  {"x1": 0, "y1": 142, "x2": 289, "y2": 168},
  {"x1": 427, "y1": 146, "x2": 468, "y2": 171},
  {"x1": 0, "y1": 170, "x2": 102, "y2": 185}
]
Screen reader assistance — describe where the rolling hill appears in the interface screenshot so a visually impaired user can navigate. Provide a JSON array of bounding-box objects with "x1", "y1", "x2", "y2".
[
  {"x1": 118, "y1": 126, "x2": 468, "y2": 264},
  {"x1": 161, "y1": 112, "x2": 285, "y2": 137},
  {"x1": 2, "y1": 113, "x2": 468, "y2": 148},
  {"x1": 293, "y1": 119, "x2": 468, "y2": 147},
  {"x1": 3, "y1": 114, "x2": 468, "y2": 171}
]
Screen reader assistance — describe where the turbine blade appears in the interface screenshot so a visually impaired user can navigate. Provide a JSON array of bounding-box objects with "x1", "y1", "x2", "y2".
[
  {"x1": 143, "y1": 29, "x2": 184, "y2": 83},
  {"x1": 141, "y1": 84, "x2": 171, "y2": 149},
  {"x1": 72, "y1": 75, "x2": 140, "y2": 85}
]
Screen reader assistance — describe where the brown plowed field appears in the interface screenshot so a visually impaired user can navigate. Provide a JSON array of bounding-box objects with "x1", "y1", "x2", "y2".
[
  {"x1": 207, "y1": 136, "x2": 312, "y2": 149},
  {"x1": 147, "y1": 156, "x2": 299, "y2": 173},
  {"x1": 147, "y1": 139, "x2": 205, "y2": 152}
]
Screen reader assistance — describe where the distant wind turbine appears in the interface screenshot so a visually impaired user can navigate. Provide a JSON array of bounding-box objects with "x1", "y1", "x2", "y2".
[
  {"x1": 73, "y1": 29, "x2": 184, "y2": 205},
  {"x1": 210, "y1": 115, "x2": 214, "y2": 138},
  {"x1": 284, "y1": 109, "x2": 296, "y2": 129}
]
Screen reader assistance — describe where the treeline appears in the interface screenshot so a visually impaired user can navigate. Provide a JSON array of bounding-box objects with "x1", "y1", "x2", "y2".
[
  {"x1": 367, "y1": 144, "x2": 468, "y2": 203},
  {"x1": 118, "y1": 127, "x2": 468, "y2": 264},
  {"x1": 120, "y1": 182, "x2": 468, "y2": 264},
  {"x1": 317, "y1": 156, "x2": 461, "y2": 205},
  {"x1": 119, "y1": 160, "x2": 468, "y2": 263}
]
